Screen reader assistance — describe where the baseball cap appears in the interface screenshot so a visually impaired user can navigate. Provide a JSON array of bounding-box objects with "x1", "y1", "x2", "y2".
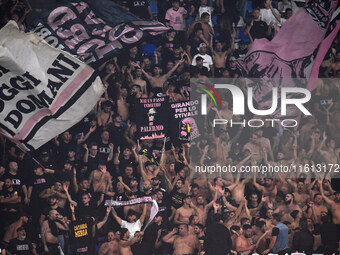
[
  {"x1": 197, "y1": 43, "x2": 207, "y2": 51},
  {"x1": 196, "y1": 56, "x2": 204, "y2": 61},
  {"x1": 229, "y1": 56, "x2": 236, "y2": 61}
]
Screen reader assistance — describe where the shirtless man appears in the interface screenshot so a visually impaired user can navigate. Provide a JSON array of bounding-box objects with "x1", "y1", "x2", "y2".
[
  {"x1": 118, "y1": 229, "x2": 143, "y2": 255},
  {"x1": 41, "y1": 210, "x2": 69, "y2": 254},
  {"x1": 253, "y1": 174, "x2": 278, "y2": 199},
  {"x1": 163, "y1": 224, "x2": 201, "y2": 255},
  {"x1": 236, "y1": 224, "x2": 256, "y2": 255},
  {"x1": 89, "y1": 163, "x2": 111, "y2": 193},
  {"x1": 2, "y1": 213, "x2": 29, "y2": 245},
  {"x1": 98, "y1": 230, "x2": 119, "y2": 255},
  {"x1": 243, "y1": 134, "x2": 263, "y2": 163},
  {"x1": 191, "y1": 192, "x2": 217, "y2": 225},
  {"x1": 127, "y1": 67, "x2": 147, "y2": 95},
  {"x1": 135, "y1": 59, "x2": 184, "y2": 89},
  {"x1": 97, "y1": 101, "x2": 113, "y2": 128},
  {"x1": 319, "y1": 179, "x2": 340, "y2": 224},
  {"x1": 287, "y1": 180, "x2": 310, "y2": 208},
  {"x1": 210, "y1": 37, "x2": 234, "y2": 77},
  {"x1": 174, "y1": 195, "x2": 196, "y2": 225},
  {"x1": 274, "y1": 193, "x2": 301, "y2": 222},
  {"x1": 255, "y1": 128, "x2": 274, "y2": 161},
  {"x1": 306, "y1": 193, "x2": 329, "y2": 224},
  {"x1": 211, "y1": 101, "x2": 233, "y2": 123},
  {"x1": 317, "y1": 132, "x2": 339, "y2": 165}
]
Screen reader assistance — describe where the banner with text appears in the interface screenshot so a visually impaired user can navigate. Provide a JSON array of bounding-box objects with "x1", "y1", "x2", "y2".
[
  {"x1": 33, "y1": 0, "x2": 168, "y2": 67},
  {"x1": 0, "y1": 21, "x2": 104, "y2": 151},
  {"x1": 169, "y1": 100, "x2": 201, "y2": 144},
  {"x1": 135, "y1": 97, "x2": 169, "y2": 140}
]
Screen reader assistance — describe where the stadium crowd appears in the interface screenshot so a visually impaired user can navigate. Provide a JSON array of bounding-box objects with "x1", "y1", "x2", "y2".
[{"x1": 0, "y1": 0, "x2": 340, "y2": 254}]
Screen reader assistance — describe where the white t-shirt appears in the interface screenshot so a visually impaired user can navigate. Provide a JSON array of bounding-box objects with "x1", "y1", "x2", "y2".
[
  {"x1": 192, "y1": 54, "x2": 213, "y2": 71},
  {"x1": 260, "y1": 8, "x2": 281, "y2": 26},
  {"x1": 121, "y1": 219, "x2": 142, "y2": 240}
]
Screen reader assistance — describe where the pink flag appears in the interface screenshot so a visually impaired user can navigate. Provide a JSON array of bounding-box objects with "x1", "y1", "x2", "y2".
[{"x1": 236, "y1": 1, "x2": 339, "y2": 121}]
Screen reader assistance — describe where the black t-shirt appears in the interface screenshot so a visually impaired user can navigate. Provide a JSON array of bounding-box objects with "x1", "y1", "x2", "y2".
[
  {"x1": 0, "y1": 186, "x2": 23, "y2": 211},
  {"x1": 75, "y1": 189, "x2": 94, "y2": 205},
  {"x1": 170, "y1": 189, "x2": 186, "y2": 209},
  {"x1": 86, "y1": 155, "x2": 100, "y2": 173},
  {"x1": 272, "y1": 227, "x2": 279, "y2": 236},
  {"x1": 233, "y1": 48, "x2": 248, "y2": 59},
  {"x1": 29, "y1": 174, "x2": 53, "y2": 197},
  {"x1": 57, "y1": 140, "x2": 77, "y2": 164},
  {"x1": 107, "y1": 124, "x2": 126, "y2": 148},
  {"x1": 7, "y1": 238, "x2": 34, "y2": 255},
  {"x1": 1, "y1": 172, "x2": 25, "y2": 188},
  {"x1": 129, "y1": 0, "x2": 151, "y2": 19},
  {"x1": 250, "y1": 20, "x2": 268, "y2": 40},
  {"x1": 134, "y1": 222, "x2": 160, "y2": 255},
  {"x1": 70, "y1": 218, "x2": 95, "y2": 254},
  {"x1": 55, "y1": 168, "x2": 74, "y2": 183},
  {"x1": 97, "y1": 141, "x2": 111, "y2": 162}
]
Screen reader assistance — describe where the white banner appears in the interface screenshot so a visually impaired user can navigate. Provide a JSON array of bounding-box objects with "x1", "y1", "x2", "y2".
[
  {"x1": 0, "y1": 21, "x2": 104, "y2": 151},
  {"x1": 105, "y1": 196, "x2": 159, "y2": 231}
]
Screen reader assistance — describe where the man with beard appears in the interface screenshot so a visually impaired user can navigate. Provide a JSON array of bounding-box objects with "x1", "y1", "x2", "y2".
[
  {"x1": 253, "y1": 175, "x2": 278, "y2": 198},
  {"x1": 194, "y1": 223, "x2": 205, "y2": 250},
  {"x1": 170, "y1": 179, "x2": 187, "y2": 209},
  {"x1": 41, "y1": 210, "x2": 69, "y2": 255},
  {"x1": 319, "y1": 179, "x2": 340, "y2": 224},
  {"x1": 287, "y1": 180, "x2": 310, "y2": 208},
  {"x1": 98, "y1": 230, "x2": 119, "y2": 255},
  {"x1": 4, "y1": 227, "x2": 37, "y2": 255},
  {"x1": 0, "y1": 177, "x2": 23, "y2": 237},
  {"x1": 163, "y1": 224, "x2": 201, "y2": 255},
  {"x1": 40, "y1": 195, "x2": 66, "y2": 225},
  {"x1": 274, "y1": 193, "x2": 301, "y2": 222},
  {"x1": 236, "y1": 224, "x2": 255, "y2": 254},
  {"x1": 263, "y1": 213, "x2": 289, "y2": 255}
]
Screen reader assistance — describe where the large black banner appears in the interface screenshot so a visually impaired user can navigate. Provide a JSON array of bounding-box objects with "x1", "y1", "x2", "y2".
[
  {"x1": 33, "y1": 0, "x2": 168, "y2": 67},
  {"x1": 135, "y1": 97, "x2": 169, "y2": 140}
]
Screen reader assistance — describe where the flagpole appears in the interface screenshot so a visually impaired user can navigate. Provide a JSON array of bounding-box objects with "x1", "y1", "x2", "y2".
[{"x1": 15, "y1": 145, "x2": 47, "y2": 170}]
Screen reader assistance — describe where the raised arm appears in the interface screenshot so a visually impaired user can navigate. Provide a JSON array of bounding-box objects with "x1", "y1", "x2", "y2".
[
  {"x1": 97, "y1": 206, "x2": 111, "y2": 230},
  {"x1": 111, "y1": 207, "x2": 123, "y2": 225},
  {"x1": 163, "y1": 58, "x2": 185, "y2": 80},
  {"x1": 139, "y1": 203, "x2": 148, "y2": 223}
]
